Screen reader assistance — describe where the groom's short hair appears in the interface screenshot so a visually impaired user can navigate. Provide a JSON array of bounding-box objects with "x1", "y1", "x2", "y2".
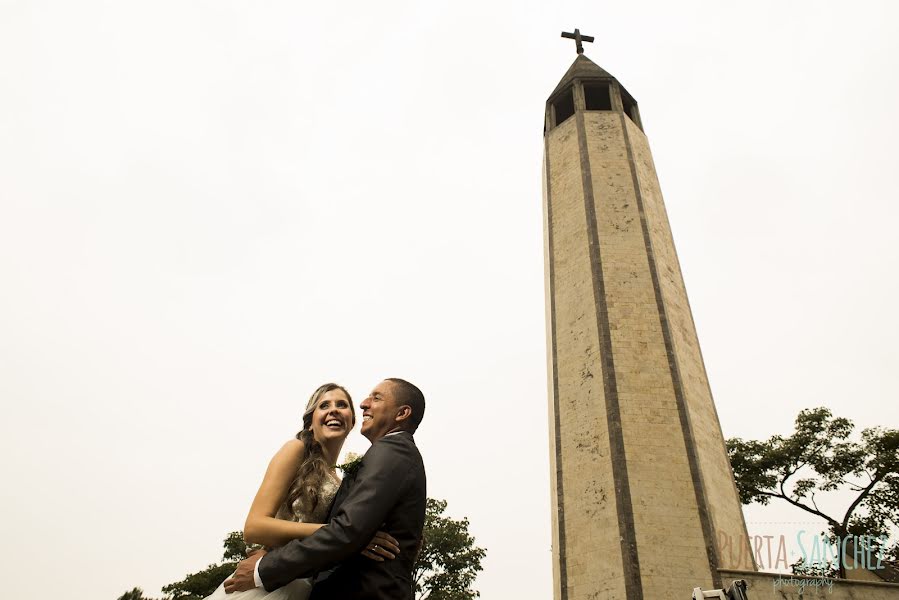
[{"x1": 387, "y1": 378, "x2": 425, "y2": 433}]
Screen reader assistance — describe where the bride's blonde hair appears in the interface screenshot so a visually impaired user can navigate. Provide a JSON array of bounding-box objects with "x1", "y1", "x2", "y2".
[{"x1": 286, "y1": 383, "x2": 355, "y2": 515}]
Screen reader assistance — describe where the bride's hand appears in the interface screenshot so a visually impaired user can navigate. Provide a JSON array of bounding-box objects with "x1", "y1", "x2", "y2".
[{"x1": 361, "y1": 530, "x2": 400, "y2": 562}]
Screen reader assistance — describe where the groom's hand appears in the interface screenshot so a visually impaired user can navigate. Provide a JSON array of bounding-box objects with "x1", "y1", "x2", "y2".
[
  {"x1": 223, "y1": 549, "x2": 266, "y2": 594},
  {"x1": 361, "y1": 530, "x2": 400, "y2": 562}
]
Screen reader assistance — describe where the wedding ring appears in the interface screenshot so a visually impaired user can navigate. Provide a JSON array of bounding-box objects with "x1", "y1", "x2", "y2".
[{"x1": 373, "y1": 544, "x2": 380, "y2": 551}]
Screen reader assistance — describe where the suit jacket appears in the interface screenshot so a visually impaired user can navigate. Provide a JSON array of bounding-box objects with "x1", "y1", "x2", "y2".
[{"x1": 258, "y1": 430, "x2": 426, "y2": 600}]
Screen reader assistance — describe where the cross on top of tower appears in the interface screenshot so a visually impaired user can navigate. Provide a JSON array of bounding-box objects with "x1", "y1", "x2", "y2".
[{"x1": 561, "y1": 28, "x2": 594, "y2": 55}]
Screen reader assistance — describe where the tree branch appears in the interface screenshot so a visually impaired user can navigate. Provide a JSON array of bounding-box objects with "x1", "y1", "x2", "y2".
[
  {"x1": 841, "y1": 473, "x2": 884, "y2": 532},
  {"x1": 811, "y1": 493, "x2": 822, "y2": 514},
  {"x1": 784, "y1": 462, "x2": 806, "y2": 482},
  {"x1": 760, "y1": 484, "x2": 839, "y2": 530}
]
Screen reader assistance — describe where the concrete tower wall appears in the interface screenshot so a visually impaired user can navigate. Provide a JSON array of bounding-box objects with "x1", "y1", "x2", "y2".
[
  {"x1": 545, "y1": 115, "x2": 627, "y2": 600},
  {"x1": 543, "y1": 54, "x2": 899, "y2": 600},
  {"x1": 625, "y1": 117, "x2": 755, "y2": 571},
  {"x1": 583, "y1": 109, "x2": 718, "y2": 598},
  {"x1": 543, "y1": 58, "x2": 754, "y2": 599}
]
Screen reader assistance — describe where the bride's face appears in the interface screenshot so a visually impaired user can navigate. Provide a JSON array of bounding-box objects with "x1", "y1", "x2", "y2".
[{"x1": 310, "y1": 389, "x2": 354, "y2": 444}]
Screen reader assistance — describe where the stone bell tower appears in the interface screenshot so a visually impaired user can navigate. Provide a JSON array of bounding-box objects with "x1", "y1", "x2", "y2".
[{"x1": 543, "y1": 31, "x2": 754, "y2": 600}]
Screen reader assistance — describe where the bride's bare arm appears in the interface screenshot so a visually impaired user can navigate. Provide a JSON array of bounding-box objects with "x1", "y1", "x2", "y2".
[{"x1": 243, "y1": 439, "x2": 325, "y2": 548}]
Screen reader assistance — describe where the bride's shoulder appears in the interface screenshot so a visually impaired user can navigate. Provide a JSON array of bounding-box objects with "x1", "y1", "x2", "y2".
[
  {"x1": 279, "y1": 438, "x2": 305, "y2": 455},
  {"x1": 268, "y1": 438, "x2": 306, "y2": 467},
  {"x1": 281, "y1": 437, "x2": 303, "y2": 448}
]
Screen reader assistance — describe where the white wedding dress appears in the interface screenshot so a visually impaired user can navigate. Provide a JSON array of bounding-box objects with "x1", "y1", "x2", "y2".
[{"x1": 204, "y1": 475, "x2": 341, "y2": 600}]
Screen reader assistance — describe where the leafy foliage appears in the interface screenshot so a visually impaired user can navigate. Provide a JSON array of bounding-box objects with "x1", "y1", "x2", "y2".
[
  {"x1": 789, "y1": 557, "x2": 839, "y2": 579},
  {"x1": 413, "y1": 498, "x2": 487, "y2": 600},
  {"x1": 160, "y1": 563, "x2": 237, "y2": 600},
  {"x1": 220, "y1": 531, "x2": 251, "y2": 562},
  {"x1": 121, "y1": 500, "x2": 487, "y2": 600},
  {"x1": 116, "y1": 588, "x2": 159, "y2": 600},
  {"x1": 155, "y1": 532, "x2": 248, "y2": 600},
  {"x1": 727, "y1": 407, "x2": 899, "y2": 578}
]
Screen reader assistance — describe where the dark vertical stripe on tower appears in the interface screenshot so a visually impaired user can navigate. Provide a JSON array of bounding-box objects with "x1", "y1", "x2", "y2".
[
  {"x1": 543, "y1": 136, "x2": 568, "y2": 600},
  {"x1": 575, "y1": 110, "x2": 644, "y2": 600},
  {"x1": 618, "y1": 113, "x2": 722, "y2": 588}
]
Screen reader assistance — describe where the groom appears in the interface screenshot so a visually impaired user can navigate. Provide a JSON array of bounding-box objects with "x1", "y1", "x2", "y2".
[{"x1": 224, "y1": 378, "x2": 427, "y2": 599}]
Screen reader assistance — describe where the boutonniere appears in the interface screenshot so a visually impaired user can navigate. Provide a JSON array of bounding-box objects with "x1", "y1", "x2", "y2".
[{"x1": 336, "y1": 452, "x2": 364, "y2": 477}]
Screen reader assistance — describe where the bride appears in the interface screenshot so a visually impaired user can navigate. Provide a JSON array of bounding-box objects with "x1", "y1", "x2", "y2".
[{"x1": 204, "y1": 383, "x2": 399, "y2": 599}]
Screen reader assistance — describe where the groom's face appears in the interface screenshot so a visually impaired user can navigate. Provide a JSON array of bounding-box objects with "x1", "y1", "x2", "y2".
[{"x1": 360, "y1": 380, "x2": 401, "y2": 442}]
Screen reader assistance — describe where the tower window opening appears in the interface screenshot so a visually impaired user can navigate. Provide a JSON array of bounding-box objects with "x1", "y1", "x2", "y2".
[
  {"x1": 621, "y1": 90, "x2": 641, "y2": 128},
  {"x1": 584, "y1": 83, "x2": 612, "y2": 111},
  {"x1": 553, "y1": 88, "x2": 575, "y2": 126}
]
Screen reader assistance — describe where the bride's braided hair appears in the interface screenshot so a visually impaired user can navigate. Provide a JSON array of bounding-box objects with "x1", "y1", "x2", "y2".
[{"x1": 286, "y1": 383, "x2": 354, "y2": 516}]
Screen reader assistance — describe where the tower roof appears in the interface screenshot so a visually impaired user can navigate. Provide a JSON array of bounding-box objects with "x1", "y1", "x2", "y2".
[{"x1": 550, "y1": 54, "x2": 616, "y2": 99}]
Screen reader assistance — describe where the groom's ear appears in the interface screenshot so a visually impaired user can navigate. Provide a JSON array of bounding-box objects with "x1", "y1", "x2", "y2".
[{"x1": 395, "y1": 404, "x2": 412, "y2": 425}]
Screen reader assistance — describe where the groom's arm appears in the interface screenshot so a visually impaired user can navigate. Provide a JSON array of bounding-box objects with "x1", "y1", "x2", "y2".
[{"x1": 256, "y1": 435, "x2": 413, "y2": 592}]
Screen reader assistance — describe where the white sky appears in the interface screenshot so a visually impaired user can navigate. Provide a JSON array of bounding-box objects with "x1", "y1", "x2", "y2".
[{"x1": 1, "y1": 1, "x2": 898, "y2": 598}]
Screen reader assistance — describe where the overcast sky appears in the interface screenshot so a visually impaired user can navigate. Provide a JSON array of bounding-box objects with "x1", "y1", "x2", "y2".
[{"x1": 1, "y1": 1, "x2": 898, "y2": 599}]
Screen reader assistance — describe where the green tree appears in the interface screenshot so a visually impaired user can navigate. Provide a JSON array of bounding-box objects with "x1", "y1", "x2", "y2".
[
  {"x1": 116, "y1": 588, "x2": 159, "y2": 600},
  {"x1": 122, "y1": 500, "x2": 487, "y2": 599},
  {"x1": 726, "y1": 407, "x2": 899, "y2": 579},
  {"x1": 413, "y1": 498, "x2": 487, "y2": 600},
  {"x1": 160, "y1": 532, "x2": 249, "y2": 600}
]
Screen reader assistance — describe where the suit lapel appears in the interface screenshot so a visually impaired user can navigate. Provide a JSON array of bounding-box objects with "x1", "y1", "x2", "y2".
[{"x1": 325, "y1": 432, "x2": 414, "y2": 523}]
